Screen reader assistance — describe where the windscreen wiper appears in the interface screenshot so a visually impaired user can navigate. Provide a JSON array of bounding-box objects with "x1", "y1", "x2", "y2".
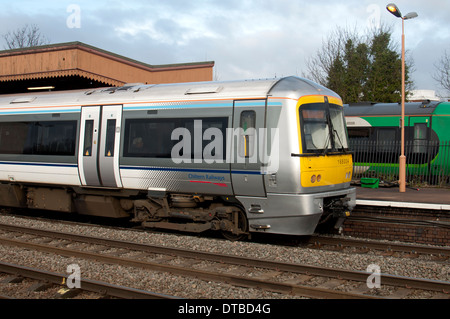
[
  {"x1": 333, "y1": 129, "x2": 347, "y2": 154},
  {"x1": 321, "y1": 132, "x2": 330, "y2": 156}
]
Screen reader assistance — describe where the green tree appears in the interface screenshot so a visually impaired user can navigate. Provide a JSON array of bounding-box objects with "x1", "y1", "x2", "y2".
[
  {"x1": 305, "y1": 25, "x2": 413, "y2": 103},
  {"x1": 365, "y1": 29, "x2": 413, "y2": 103},
  {"x1": 327, "y1": 39, "x2": 370, "y2": 103}
]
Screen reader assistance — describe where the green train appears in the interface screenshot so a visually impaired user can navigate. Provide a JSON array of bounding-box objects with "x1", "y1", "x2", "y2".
[{"x1": 344, "y1": 101, "x2": 450, "y2": 185}]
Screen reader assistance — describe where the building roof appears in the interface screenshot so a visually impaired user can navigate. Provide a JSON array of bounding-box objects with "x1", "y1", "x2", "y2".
[
  {"x1": 408, "y1": 89, "x2": 441, "y2": 102},
  {"x1": 0, "y1": 41, "x2": 214, "y2": 93}
]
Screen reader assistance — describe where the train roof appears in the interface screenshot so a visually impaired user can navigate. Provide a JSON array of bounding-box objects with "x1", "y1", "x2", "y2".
[
  {"x1": 343, "y1": 101, "x2": 449, "y2": 117},
  {"x1": 0, "y1": 76, "x2": 338, "y2": 110}
]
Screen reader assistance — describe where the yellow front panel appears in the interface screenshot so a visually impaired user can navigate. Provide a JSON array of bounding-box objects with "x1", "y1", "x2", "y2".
[{"x1": 300, "y1": 154, "x2": 353, "y2": 187}]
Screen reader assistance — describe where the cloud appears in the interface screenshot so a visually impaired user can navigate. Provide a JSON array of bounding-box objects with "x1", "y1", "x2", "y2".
[
  {"x1": 0, "y1": 0, "x2": 448, "y2": 93},
  {"x1": 114, "y1": 14, "x2": 221, "y2": 46}
]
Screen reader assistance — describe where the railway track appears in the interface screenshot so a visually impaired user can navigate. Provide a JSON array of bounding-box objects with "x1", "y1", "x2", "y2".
[
  {"x1": 304, "y1": 235, "x2": 450, "y2": 259},
  {"x1": 0, "y1": 261, "x2": 177, "y2": 299},
  {"x1": 5, "y1": 209, "x2": 448, "y2": 259},
  {"x1": 0, "y1": 222, "x2": 448, "y2": 299}
]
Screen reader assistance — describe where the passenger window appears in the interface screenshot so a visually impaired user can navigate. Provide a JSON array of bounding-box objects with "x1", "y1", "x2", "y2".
[
  {"x1": 105, "y1": 119, "x2": 116, "y2": 157},
  {"x1": 83, "y1": 120, "x2": 94, "y2": 156},
  {"x1": 123, "y1": 117, "x2": 228, "y2": 159},
  {"x1": 347, "y1": 128, "x2": 374, "y2": 140},
  {"x1": 0, "y1": 122, "x2": 29, "y2": 154},
  {"x1": 413, "y1": 123, "x2": 428, "y2": 153},
  {"x1": 0, "y1": 121, "x2": 76, "y2": 156},
  {"x1": 376, "y1": 128, "x2": 396, "y2": 152},
  {"x1": 414, "y1": 123, "x2": 427, "y2": 140},
  {"x1": 239, "y1": 111, "x2": 256, "y2": 158}
]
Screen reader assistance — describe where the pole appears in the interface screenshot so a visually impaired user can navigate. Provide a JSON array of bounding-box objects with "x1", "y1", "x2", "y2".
[{"x1": 399, "y1": 18, "x2": 406, "y2": 192}]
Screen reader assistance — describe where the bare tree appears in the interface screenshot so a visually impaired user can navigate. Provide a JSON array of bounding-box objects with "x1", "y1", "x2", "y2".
[
  {"x1": 433, "y1": 50, "x2": 450, "y2": 94},
  {"x1": 3, "y1": 24, "x2": 50, "y2": 49},
  {"x1": 303, "y1": 27, "x2": 358, "y2": 87}
]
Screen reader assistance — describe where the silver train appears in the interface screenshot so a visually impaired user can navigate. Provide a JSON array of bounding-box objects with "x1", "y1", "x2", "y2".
[{"x1": 0, "y1": 76, "x2": 355, "y2": 239}]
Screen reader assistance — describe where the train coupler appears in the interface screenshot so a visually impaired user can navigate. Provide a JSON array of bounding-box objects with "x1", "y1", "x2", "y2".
[{"x1": 333, "y1": 210, "x2": 351, "y2": 229}]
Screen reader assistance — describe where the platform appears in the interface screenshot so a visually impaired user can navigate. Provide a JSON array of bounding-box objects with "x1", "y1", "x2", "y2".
[{"x1": 355, "y1": 186, "x2": 450, "y2": 211}]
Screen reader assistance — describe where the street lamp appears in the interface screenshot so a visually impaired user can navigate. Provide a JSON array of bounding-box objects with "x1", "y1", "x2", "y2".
[{"x1": 386, "y1": 3, "x2": 418, "y2": 193}]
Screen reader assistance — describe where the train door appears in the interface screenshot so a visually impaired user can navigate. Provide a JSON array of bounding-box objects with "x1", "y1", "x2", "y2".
[
  {"x1": 408, "y1": 116, "x2": 431, "y2": 153},
  {"x1": 408, "y1": 116, "x2": 431, "y2": 169},
  {"x1": 78, "y1": 105, "x2": 123, "y2": 188},
  {"x1": 230, "y1": 100, "x2": 266, "y2": 196}
]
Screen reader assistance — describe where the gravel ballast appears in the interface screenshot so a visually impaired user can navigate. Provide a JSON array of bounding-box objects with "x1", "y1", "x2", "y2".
[{"x1": 0, "y1": 214, "x2": 448, "y2": 299}]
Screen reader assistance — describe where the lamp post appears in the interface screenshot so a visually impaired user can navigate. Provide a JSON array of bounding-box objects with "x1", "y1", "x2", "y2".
[{"x1": 386, "y1": 3, "x2": 418, "y2": 193}]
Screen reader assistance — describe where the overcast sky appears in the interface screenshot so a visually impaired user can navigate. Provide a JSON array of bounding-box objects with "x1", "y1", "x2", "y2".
[{"x1": 1, "y1": 0, "x2": 449, "y2": 96}]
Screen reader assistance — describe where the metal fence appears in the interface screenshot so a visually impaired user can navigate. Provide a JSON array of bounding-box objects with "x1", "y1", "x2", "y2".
[{"x1": 349, "y1": 140, "x2": 450, "y2": 187}]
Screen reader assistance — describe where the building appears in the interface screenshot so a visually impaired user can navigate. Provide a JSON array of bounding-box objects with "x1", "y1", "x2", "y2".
[
  {"x1": 0, "y1": 41, "x2": 214, "y2": 94},
  {"x1": 408, "y1": 89, "x2": 442, "y2": 102}
]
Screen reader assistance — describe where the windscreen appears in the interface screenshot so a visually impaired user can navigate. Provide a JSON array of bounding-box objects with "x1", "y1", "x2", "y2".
[{"x1": 299, "y1": 102, "x2": 349, "y2": 154}]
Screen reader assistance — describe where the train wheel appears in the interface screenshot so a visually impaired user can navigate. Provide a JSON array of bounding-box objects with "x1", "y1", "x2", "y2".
[{"x1": 221, "y1": 210, "x2": 248, "y2": 241}]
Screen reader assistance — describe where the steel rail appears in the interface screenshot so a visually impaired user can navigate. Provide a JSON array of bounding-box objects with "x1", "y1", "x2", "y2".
[
  {"x1": 0, "y1": 223, "x2": 448, "y2": 296},
  {"x1": 0, "y1": 260, "x2": 177, "y2": 299},
  {"x1": 306, "y1": 235, "x2": 450, "y2": 257},
  {"x1": 0, "y1": 236, "x2": 378, "y2": 299}
]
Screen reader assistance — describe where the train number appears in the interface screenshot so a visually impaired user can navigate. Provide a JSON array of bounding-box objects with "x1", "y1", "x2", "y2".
[{"x1": 337, "y1": 158, "x2": 350, "y2": 165}]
